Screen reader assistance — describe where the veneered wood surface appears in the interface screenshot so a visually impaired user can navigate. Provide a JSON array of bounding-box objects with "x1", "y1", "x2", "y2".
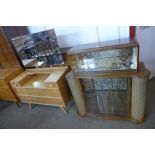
[
  {"x1": 0, "y1": 68, "x2": 23, "y2": 101},
  {"x1": 11, "y1": 66, "x2": 71, "y2": 107},
  {"x1": 0, "y1": 27, "x2": 21, "y2": 68},
  {"x1": 65, "y1": 38, "x2": 139, "y2": 55}
]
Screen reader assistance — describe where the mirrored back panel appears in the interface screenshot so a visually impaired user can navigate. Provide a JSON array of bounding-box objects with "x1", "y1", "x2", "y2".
[
  {"x1": 65, "y1": 38, "x2": 139, "y2": 74},
  {"x1": 11, "y1": 29, "x2": 64, "y2": 68},
  {"x1": 75, "y1": 47, "x2": 138, "y2": 72}
]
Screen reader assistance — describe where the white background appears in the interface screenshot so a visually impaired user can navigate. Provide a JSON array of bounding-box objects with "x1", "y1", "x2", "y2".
[{"x1": 0, "y1": 0, "x2": 155, "y2": 155}]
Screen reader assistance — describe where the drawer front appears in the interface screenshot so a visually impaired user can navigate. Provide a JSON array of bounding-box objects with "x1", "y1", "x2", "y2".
[
  {"x1": 15, "y1": 88, "x2": 61, "y2": 97},
  {"x1": 19, "y1": 95, "x2": 64, "y2": 106},
  {"x1": 0, "y1": 87, "x2": 17, "y2": 101},
  {"x1": 0, "y1": 80, "x2": 8, "y2": 87}
]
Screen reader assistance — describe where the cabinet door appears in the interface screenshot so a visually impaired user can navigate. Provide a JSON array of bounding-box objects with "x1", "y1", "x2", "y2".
[
  {"x1": 0, "y1": 86, "x2": 17, "y2": 101},
  {"x1": 0, "y1": 27, "x2": 21, "y2": 68}
]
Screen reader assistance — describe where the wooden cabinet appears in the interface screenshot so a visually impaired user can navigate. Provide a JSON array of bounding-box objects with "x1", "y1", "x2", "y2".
[
  {"x1": 0, "y1": 68, "x2": 23, "y2": 101},
  {"x1": 0, "y1": 28, "x2": 21, "y2": 68},
  {"x1": 62, "y1": 38, "x2": 139, "y2": 75},
  {"x1": 10, "y1": 66, "x2": 71, "y2": 112},
  {"x1": 64, "y1": 38, "x2": 150, "y2": 123},
  {"x1": 0, "y1": 27, "x2": 23, "y2": 102}
]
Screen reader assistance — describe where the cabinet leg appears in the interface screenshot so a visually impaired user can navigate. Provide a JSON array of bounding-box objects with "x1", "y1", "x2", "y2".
[
  {"x1": 29, "y1": 103, "x2": 32, "y2": 110},
  {"x1": 15, "y1": 102, "x2": 22, "y2": 107},
  {"x1": 60, "y1": 107, "x2": 67, "y2": 114}
]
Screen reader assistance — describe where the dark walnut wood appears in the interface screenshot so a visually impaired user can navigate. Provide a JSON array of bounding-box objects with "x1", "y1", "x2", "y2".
[
  {"x1": 65, "y1": 38, "x2": 139, "y2": 55},
  {"x1": 62, "y1": 38, "x2": 139, "y2": 74}
]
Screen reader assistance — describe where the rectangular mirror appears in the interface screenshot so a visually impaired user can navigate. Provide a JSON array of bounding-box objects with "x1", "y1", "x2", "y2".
[
  {"x1": 75, "y1": 47, "x2": 138, "y2": 72},
  {"x1": 11, "y1": 29, "x2": 64, "y2": 68}
]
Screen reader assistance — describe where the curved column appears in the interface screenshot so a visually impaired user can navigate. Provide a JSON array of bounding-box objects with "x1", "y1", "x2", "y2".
[
  {"x1": 131, "y1": 76, "x2": 149, "y2": 122},
  {"x1": 65, "y1": 71, "x2": 87, "y2": 115}
]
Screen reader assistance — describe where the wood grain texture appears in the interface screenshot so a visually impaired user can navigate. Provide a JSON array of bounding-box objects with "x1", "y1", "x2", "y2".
[
  {"x1": 0, "y1": 27, "x2": 23, "y2": 102},
  {"x1": 65, "y1": 71, "x2": 87, "y2": 115},
  {"x1": 0, "y1": 27, "x2": 21, "y2": 68},
  {"x1": 19, "y1": 95, "x2": 64, "y2": 106},
  {"x1": 11, "y1": 66, "x2": 71, "y2": 107},
  {"x1": 0, "y1": 68, "x2": 23, "y2": 101},
  {"x1": 15, "y1": 88, "x2": 60, "y2": 97},
  {"x1": 0, "y1": 86, "x2": 18, "y2": 101},
  {"x1": 62, "y1": 38, "x2": 139, "y2": 74},
  {"x1": 66, "y1": 38, "x2": 139, "y2": 55}
]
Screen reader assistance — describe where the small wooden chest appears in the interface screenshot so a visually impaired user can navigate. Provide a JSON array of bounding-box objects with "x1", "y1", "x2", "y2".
[{"x1": 10, "y1": 66, "x2": 71, "y2": 112}]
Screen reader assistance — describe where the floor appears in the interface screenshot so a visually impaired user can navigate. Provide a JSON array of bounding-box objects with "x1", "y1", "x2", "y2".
[{"x1": 0, "y1": 78, "x2": 155, "y2": 129}]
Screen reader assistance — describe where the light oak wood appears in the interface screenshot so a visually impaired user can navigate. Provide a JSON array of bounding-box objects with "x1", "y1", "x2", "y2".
[
  {"x1": 62, "y1": 39, "x2": 149, "y2": 123},
  {"x1": 66, "y1": 62, "x2": 150, "y2": 123},
  {"x1": 79, "y1": 112, "x2": 145, "y2": 124},
  {"x1": 19, "y1": 95, "x2": 64, "y2": 106},
  {"x1": 10, "y1": 66, "x2": 71, "y2": 110},
  {"x1": 0, "y1": 27, "x2": 23, "y2": 102},
  {"x1": 60, "y1": 107, "x2": 67, "y2": 114},
  {"x1": 65, "y1": 71, "x2": 87, "y2": 115},
  {"x1": 0, "y1": 68, "x2": 23, "y2": 101},
  {"x1": 0, "y1": 27, "x2": 21, "y2": 68},
  {"x1": 15, "y1": 88, "x2": 60, "y2": 97}
]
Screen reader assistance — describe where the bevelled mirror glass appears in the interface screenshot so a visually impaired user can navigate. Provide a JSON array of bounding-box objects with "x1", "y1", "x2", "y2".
[{"x1": 11, "y1": 29, "x2": 64, "y2": 68}]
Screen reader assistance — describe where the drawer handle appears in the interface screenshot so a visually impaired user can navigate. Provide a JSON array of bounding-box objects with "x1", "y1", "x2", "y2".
[{"x1": 48, "y1": 84, "x2": 53, "y2": 87}]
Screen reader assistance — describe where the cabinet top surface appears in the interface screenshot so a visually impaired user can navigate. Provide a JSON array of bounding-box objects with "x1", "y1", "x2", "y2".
[
  {"x1": 66, "y1": 38, "x2": 139, "y2": 55},
  {"x1": 10, "y1": 66, "x2": 68, "y2": 86},
  {"x1": 0, "y1": 68, "x2": 22, "y2": 80}
]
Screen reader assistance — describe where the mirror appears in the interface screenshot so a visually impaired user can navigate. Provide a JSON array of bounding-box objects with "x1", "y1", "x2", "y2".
[{"x1": 11, "y1": 29, "x2": 64, "y2": 68}]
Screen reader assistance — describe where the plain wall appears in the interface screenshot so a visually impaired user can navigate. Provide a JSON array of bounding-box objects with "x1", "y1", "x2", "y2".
[
  {"x1": 28, "y1": 26, "x2": 129, "y2": 48},
  {"x1": 136, "y1": 26, "x2": 155, "y2": 78}
]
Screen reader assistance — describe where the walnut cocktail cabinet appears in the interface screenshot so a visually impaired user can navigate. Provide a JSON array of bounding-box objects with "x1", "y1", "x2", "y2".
[
  {"x1": 66, "y1": 62, "x2": 150, "y2": 123},
  {"x1": 63, "y1": 38, "x2": 150, "y2": 123},
  {"x1": 10, "y1": 66, "x2": 71, "y2": 113},
  {"x1": 63, "y1": 38, "x2": 139, "y2": 75}
]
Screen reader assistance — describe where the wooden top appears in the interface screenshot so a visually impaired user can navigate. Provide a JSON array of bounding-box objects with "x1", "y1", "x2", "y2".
[
  {"x1": 73, "y1": 62, "x2": 150, "y2": 79},
  {"x1": 65, "y1": 38, "x2": 139, "y2": 55},
  {"x1": 0, "y1": 68, "x2": 23, "y2": 81},
  {"x1": 10, "y1": 66, "x2": 69, "y2": 87}
]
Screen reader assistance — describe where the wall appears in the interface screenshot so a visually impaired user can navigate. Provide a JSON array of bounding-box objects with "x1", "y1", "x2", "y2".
[
  {"x1": 136, "y1": 26, "x2": 155, "y2": 78},
  {"x1": 28, "y1": 26, "x2": 129, "y2": 48}
]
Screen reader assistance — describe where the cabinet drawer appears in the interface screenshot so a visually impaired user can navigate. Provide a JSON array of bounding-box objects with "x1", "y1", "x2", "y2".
[
  {"x1": 19, "y1": 95, "x2": 64, "y2": 106},
  {"x1": 0, "y1": 80, "x2": 8, "y2": 87},
  {"x1": 15, "y1": 88, "x2": 61, "y2": 97},
  {"x1": 0, "y1": 87, "x2": 17, "y2": 101}
]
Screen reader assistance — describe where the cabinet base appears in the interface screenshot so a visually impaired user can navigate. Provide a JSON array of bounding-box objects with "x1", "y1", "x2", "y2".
[{"x1": 77, "y1": 112, "x2": 145, "y2": 124}]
